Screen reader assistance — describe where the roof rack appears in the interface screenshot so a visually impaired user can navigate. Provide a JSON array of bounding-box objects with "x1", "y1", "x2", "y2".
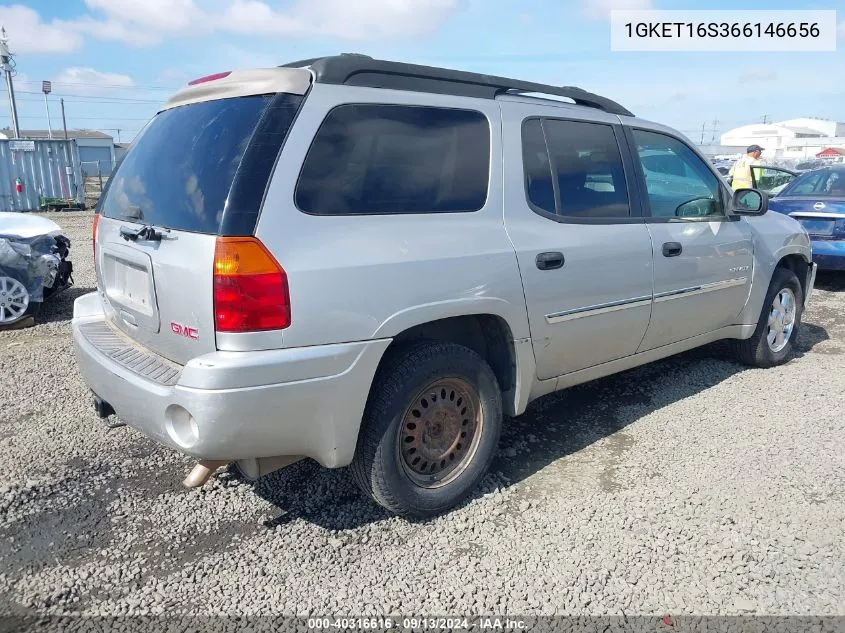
[{"x1": 280, "y1": 54, "x2": 634, "y2": 117}]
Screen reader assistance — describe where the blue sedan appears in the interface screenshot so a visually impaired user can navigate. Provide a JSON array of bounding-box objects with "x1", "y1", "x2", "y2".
[{"x1": 766, "y1": 166, "x2": 845, "y2": 271}]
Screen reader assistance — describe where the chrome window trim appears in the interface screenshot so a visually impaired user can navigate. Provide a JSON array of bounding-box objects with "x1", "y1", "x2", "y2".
[
  {"x1": 545, "y1": 276, "x2": 748, "y2": 324},
  {"x1": 545, "y1": 296, "x2": 652, "y2": 324},
  {"x1": 653, "y1": 277, "x2": 748, "y2": 303}
]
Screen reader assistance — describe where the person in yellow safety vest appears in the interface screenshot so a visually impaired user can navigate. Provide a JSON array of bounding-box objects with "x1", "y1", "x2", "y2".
[{"x1": 729, "y1": 144, "x2": 764, "y2": 190}]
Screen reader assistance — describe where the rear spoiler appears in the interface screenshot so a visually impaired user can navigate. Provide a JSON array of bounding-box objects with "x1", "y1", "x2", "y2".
[{"x1": 161, "y1": 68, "x2": 312, "y2": 112}]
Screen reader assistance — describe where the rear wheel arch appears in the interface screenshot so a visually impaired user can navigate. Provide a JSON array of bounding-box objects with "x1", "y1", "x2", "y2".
[{"x1": 369, "y1": 314, "x2": 520, "y2": 415}]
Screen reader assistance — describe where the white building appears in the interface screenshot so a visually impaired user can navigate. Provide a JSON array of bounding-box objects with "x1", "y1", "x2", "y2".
[{"x1": 720, "y1": 118, "x2": 845, "y2": 160}]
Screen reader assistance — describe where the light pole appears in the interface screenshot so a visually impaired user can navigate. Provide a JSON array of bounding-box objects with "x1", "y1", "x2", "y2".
[{"x1": 42, "y1": 80, "x2": 53, "y2": 139}]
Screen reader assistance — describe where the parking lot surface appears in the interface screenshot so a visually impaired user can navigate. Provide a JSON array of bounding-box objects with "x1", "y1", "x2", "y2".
[{"x1": 1, "y1": 211, "x2": 844, "y2": 616}]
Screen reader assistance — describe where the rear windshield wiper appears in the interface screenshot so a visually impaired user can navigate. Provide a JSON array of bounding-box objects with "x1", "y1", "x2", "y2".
[{"x1": 119, "y1": 224, "x2": 170, "y2": 242}]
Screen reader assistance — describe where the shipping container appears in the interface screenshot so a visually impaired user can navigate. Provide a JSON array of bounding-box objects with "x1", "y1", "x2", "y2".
[{"x1": 0, "y1": 139, "x2": 84, "y2": 212}]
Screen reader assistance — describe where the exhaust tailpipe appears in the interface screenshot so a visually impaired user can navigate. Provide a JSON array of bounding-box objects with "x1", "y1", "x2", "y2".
[{"x1": 182, "y1": 460, "x2": 230, "y2": 488}]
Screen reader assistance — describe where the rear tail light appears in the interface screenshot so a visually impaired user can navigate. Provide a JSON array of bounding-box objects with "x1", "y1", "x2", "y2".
[
  {"x1": 92, "y1": 213, "x2": 100, "y2": 265},
  {"x1": 213, "y1": 237, "x2": 290, "y2": 332}
]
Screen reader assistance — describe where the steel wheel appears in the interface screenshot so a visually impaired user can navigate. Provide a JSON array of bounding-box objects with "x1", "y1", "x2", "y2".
[
  {"x1": 398, "y1": 377, "x2": 484, "y2": 489},
  {"x1": 766, "y1": 287, "x2": 796, "y2": 353},
  {"x1": 0, "y1": 277, "x2": 30, "y2": 325}
]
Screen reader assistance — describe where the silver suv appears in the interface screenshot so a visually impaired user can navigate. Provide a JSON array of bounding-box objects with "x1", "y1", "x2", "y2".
[{"x1": 73, "y1": 54, "x2": 817, "y2": 518}]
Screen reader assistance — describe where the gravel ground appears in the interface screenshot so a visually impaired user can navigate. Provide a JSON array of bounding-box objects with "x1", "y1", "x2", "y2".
[{"x1": 1, "y1": 211, "x2": 844, "y2": 617}]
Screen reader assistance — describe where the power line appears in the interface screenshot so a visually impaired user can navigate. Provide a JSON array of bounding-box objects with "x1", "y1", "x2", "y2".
[
  {"x1": 17, "y1": 90, "x2": 161, "y2": 103},
  {"x1": 15, "y1": 81, "x2": 178, "y2": 91},
  {"x1": 9, "y1": 114, "x2": 151, "y2": 121}
]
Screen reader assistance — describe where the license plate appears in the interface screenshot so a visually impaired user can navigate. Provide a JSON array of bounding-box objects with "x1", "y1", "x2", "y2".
[
  {"x1": 799, "y1": 219, "x2": 835, "y2": 236},
  {"x1": 106, "y1": 258, "x2": 153, "y2": 314}
]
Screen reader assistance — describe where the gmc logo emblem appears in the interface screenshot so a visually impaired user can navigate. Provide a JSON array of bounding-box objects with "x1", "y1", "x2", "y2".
[{"x1": 170, "y1": 322, "x2": 199, "y2": 341}]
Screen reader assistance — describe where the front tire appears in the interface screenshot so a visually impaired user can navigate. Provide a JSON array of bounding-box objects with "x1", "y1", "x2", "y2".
[
  {"x1": 0, "y1": 276, "x2": 38, "y2": 330},
  {"x1": 351, "y1": 341, "x2": 502, "y2": 518},
  {"x1": 733, "y1": 267, "x2": 803, "y2": 368}
]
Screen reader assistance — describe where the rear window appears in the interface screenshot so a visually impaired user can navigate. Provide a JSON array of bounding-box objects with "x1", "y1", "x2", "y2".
[
  {"x1": 782, "y1": 169, "x2": 845, "y2": 197},
  {"x1": 295, "y1": 104, "x2": 490, "y2": 215},
  {"x1": 100, "y1": 94, "x2": 300, "y2": 234}
]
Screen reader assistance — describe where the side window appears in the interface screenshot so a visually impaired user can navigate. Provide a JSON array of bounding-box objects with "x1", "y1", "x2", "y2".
[
  {"x1": 296, "y1": 104, "x2": 490, "y2": 215},
  {"x1": 522, "y1": 119, "x2": 556, "y2": 214},
  {"x1": 632, "y1": 129, "x2": 725, "y2": 219},
  {"x1": 521, "y1": 118, "x2": 630, "y2": 219}
]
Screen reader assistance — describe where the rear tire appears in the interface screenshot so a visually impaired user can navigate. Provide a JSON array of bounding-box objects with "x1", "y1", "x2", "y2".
[
  {"x1": 351, "y1": 341, "x2": 502, "y2": 518},
  {"x1": 733, "y1": 267, "x2": 803, "y2": 368}
]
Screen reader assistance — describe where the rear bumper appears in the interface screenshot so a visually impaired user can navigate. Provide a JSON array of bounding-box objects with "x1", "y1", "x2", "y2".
[
  {"x1": 811, "y1": 239, "x2": 845, "y2": 271},
  {"x1": 71, "y1": 292, "x2": 390, "y2": 467}
]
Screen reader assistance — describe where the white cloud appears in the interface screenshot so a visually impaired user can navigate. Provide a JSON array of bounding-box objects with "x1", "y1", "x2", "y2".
[
  {"x1": 73, "y1": 17, "x2": 163, "y2": 47},
  {"x1": 0, "y1": 0, "x2": 462, "y2": 53},
  {"x1": 55, "y1": 67, "x2": 135, "y2": 89},
  {"x1": 219, "y1": 0, "x2": 304, "y2": 36},
  {"x1": 0, "y1": 5, "x2": 84, "y2": 53},
  {"x1": 291, "y1": 0, "x2": 462, "y2": 39},
  {"x1": 83, "y1": 0, "x2": 201, "y2": 31},
  {"x1": 582, "y1": 0, "x2": 653, "y2": 21},
  {"x1": 838, "y1": 20, "x2": 845, "y2": 38}
]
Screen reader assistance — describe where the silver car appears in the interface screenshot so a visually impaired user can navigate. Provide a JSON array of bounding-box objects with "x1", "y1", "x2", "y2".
[{"x1": 72, "y1": 54, "x2": 816, "y2": 518}]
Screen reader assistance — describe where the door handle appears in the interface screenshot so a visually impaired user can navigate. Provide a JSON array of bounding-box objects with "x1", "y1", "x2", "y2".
[
  {"x1": 662, "y1": 242, "x2": 683, "y2": 258},
  {"x1": 536, "y1": 251, "x2": 565, "y2": 270}
]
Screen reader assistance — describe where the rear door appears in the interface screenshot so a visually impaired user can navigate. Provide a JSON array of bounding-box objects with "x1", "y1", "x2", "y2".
[
  {"x1": 96, "y1": 85, "x2": 305, "y2": 364},
  {"x1": 625, "y1": 126, "x2": 754, "y2": 351},
  {"x1": 503, "y1": 103, "x2": 654, "y2": 380}
]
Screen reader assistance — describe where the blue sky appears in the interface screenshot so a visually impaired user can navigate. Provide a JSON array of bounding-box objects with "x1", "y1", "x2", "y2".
[{"x1": 1, "y1": 0, "x2": 843, "y2": 143}]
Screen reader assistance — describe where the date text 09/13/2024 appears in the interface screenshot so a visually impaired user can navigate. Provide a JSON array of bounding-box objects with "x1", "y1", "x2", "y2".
[{"x1": 306, "y1": 617, "x2": 527, "y2": 630}]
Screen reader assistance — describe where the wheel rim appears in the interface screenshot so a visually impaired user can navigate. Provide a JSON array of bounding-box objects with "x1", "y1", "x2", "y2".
[
  {"x1": 0, "y1": 277, "x2": 30, "y2": 324},
  {"x1": 398, "y1": 377, "x2": 483, "y2": 489},
  {"x1": 766, "y1": 287, "x2": 796, "y2": 353}
]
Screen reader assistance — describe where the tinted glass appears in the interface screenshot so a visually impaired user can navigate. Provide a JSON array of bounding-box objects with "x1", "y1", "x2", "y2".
[
  {"x1": 522, "y1": 119, "x2": 556, "y2": 214},
  {"x1": 100, "y1": 95, "x2": 275, "y2": 233},
  {"x1": 782, "y1": 169, "x2": 845, "y2": 197},
  {"x1": 632, "y1": 130, "x2": 724, "y2": 219},
  {"x1": 296, "y1": 105, "x2": 490, "y2": 215},
  {"x1": 542, "y1": 120, "x2": 630, "y2": 218}
]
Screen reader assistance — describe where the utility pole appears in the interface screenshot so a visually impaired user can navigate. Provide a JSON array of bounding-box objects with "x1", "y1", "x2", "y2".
[
  {"x1": 0, "y1": 27, "x2": 21, "y2": 138},
  {"x1": 700, "y1": 122, "x2": 706, "y2": 145},
  {"x1": 711, "y1": 119, "x2": 719, "y2": 143},
  {"x1": 761, "y1": 114, "x2": 770, "y2": 124},
  {"x1": 59, "y1": 97, "x2": 75, "y2": 200},
  {"x1": 42, "y1": 80, "x2": 52, "y2": 139},
  {"x1": 61, "y1": 98, "x2": 68, "y2": 140}
]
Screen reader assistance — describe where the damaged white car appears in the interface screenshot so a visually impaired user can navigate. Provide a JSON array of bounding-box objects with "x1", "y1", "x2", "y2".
[{"x1": 0, "y1": 213, "x2": 73, "y2": 329}]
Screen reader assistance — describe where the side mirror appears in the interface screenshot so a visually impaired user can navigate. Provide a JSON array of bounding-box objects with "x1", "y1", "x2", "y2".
[{"x1": 732, "y1": 188, "x2": 768, "y2": 216}]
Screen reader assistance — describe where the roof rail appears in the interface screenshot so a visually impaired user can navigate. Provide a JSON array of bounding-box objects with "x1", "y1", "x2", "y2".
[{"x1": 280, "y1": 53, "x2": 634, "y2": 117}]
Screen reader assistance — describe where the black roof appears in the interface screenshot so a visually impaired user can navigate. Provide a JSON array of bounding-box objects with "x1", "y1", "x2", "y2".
[{"x1": 281, "y1": 53, "x2": 634, "y2": 117}]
